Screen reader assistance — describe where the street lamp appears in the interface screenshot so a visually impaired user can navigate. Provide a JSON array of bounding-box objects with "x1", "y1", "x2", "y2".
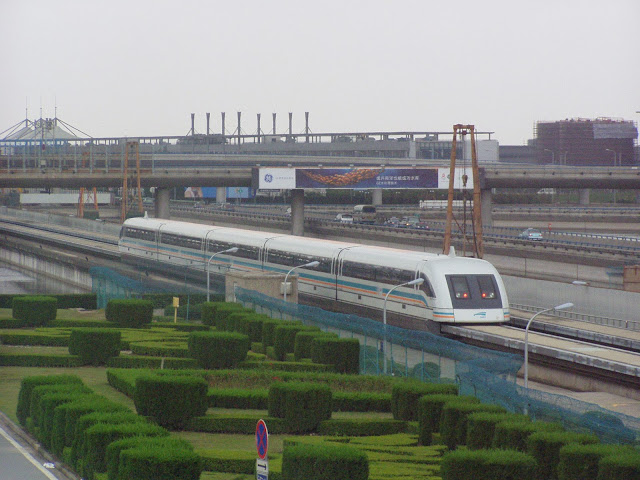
[
  {"x1": 543, "y1": 148, "x2": 555, "y2": 165},
  {"x1": 207, "y1": 247, "x2": 238, "y2": 301},
  {"x1": 523, "y1": 302, "x2": 574, "y2": 389},
  {"x1": 283, "y1": 261, "x2": 320, "y2": 302},
  {"x1": 605, "y1": 148, "x2": 617, "y2": 167},
  {"x1": 383, "y1": 278, "x2": 424, "y2": 374}
]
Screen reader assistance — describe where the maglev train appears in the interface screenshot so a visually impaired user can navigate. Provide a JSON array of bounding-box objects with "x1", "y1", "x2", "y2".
[{"x1": 119, "y1": 217, "x2": 510, "y2": 331}]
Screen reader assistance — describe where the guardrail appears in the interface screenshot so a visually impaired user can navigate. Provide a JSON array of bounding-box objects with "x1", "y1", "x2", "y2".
[{"x1": 510, "y1": 303, "x2": 640, "y2": 332}]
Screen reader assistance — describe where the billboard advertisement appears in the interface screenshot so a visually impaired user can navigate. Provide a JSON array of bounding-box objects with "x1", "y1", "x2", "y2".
[
  {"x1": 295, "y1": 168, "x2": 438, "y2": 189},
  {"x1": 185, "y1": 187, "x2": 254, "y2": 199},
  {"x1": 256, "y1": 168, "x2": 296, "y2": 189}
]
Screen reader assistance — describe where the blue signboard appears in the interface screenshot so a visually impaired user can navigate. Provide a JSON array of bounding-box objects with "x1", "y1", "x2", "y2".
[
  {"x1": 185, "y1": 187, "x2": 254, "y2": 199},
  {"x1": 295, "y1": 168, "x2": 438, "y2": 189}
]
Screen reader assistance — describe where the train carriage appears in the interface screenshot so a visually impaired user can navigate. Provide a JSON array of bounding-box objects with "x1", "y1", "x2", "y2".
[{"x1": 119, "y1": 217, "x2": 509, "y2": 330}]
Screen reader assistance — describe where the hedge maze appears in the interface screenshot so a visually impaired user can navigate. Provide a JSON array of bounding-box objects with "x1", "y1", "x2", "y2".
[{"x1": 2, "y1": 294, "x2": 639, "y2": 480}]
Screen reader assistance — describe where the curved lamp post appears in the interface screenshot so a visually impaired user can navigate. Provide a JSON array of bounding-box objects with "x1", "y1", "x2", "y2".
[
  {"x1": 207, "y1": 247, "x2": 238, "y2": 301},
  {"x1": 524, "y1": 302, "x2": 574, "y2": 389},
  {"x1": 383, "y1": 278, "x2": 424, "y2": 375},
  {"x1": 283, "y1": 261, "x2": 320, "y2": 302}
]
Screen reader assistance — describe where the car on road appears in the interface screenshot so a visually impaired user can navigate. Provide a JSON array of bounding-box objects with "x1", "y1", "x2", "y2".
[
  {"x1": 384, "y1": 216, "x2": 400, "y2": 227},
  {"x1": 335, "y1": 213, "x2": 354, "y2": 224},
  {"x1": 518, "y1": 228, "x2": 543, "y2": 241}
]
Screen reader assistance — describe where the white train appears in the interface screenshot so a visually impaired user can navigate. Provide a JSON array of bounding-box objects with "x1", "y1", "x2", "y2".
[{"x1": 119, "y1": 217, "x2": 510, "y2": 330}]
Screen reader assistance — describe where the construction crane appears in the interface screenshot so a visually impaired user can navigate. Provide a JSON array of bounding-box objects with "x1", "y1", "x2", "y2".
[
  {"x1": 121, "y1": 141, "x2": 143, "y2": 222},
  {"x1": 77, "y1": 188, "x2": 99, "y2": 218},
  {"x1": 442, "y1": 124, "x2": 483, "y2": 258}
]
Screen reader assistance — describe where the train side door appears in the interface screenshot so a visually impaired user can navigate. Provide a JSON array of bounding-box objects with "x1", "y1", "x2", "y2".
[
  {"x1": 156, "y1": 223, "x2": 166, "y2": 263},
  {"x1": 333, "y1": 247, "x2": 352, "y2": 301},
  {"x1": 203, "y1": 230, "x2": 216, "y2": 272}
]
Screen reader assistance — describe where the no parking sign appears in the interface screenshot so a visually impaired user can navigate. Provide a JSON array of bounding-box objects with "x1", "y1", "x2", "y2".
[{"x1": 256, "y1": 419, "x2": 269, "y2": 479}]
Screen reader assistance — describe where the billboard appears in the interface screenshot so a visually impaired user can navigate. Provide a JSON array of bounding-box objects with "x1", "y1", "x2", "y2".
[
  {"x1": 437, "y1": 167, "x2": 474, "y2": 189},
  {"x1": 185, "y1": 187, "x2": 254, "y2": 199},
  {"x1": 256, "y1": 168, "x2": 296, "y2": 189},
  {"x1": 295, "y1": 168, "x2": 438, "y2": 189}
]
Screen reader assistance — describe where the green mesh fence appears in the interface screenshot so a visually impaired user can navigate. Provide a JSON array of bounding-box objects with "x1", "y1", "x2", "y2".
[{"x1": 235, "y1": 287, "x2": 640, "y2": 445}]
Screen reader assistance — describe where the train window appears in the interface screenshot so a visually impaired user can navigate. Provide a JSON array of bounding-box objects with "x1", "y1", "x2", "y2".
[
  {"x1": 420, "y1": 275, "x2": 435, "y2": 298},
  {"x1": 375, "y1": 266, "x2": 414, "y2": 285},
  {"x1": 450, "y1": 276, "x2": 471, "y2": 299},
  {"x1": 161, "y1": 233, "x2": 201, "y2": 250},
  {"x1": 294, "y1": 255, "x2": 331, "y2": 273},
  {"x1": 231, "y1": 246, "x2": 259, "y2": 260},
  {"x1": 342, "y1": 261, "x2": 375, "y2": 281},
  {"x1": 268, "y1": 250, "x2": 295, "y2": 267},
  {"x1": 207, "y1": 240, "x2": 233, "y2": 253},
  {"x1": 476, "y1": 275, "x2": 497, "y2": 299}
]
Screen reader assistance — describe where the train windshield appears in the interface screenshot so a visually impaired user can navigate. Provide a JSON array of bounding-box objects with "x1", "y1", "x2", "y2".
[{"x1": 446, "y1": 274, "x2": 501, "y2": 308}]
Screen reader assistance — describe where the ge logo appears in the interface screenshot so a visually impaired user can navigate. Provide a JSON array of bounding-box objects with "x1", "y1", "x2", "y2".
[{"x1": 264, "y1": 174, "x2": 273, "y2": 183}]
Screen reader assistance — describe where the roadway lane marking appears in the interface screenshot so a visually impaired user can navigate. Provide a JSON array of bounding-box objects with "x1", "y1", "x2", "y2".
[{"x1": 0, "y1": 425, "x2": 60, "y2": 480}]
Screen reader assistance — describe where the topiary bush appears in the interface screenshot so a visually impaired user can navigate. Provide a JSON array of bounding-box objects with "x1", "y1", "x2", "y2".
[
  {"x1": 16, "y1": 374, "x2": 84, "y2": 426},
  {"x1": 294, "y1": 331, "x2": 337, "y2": 360},
  {"x1": 597, "y1": 453, "x2": 640, "y2": 480},
  {"x1": 493, "y1": 420, "x2": 564, "y2": 452},
  {"x1": 273, "y1": 324, "x2": 318, "y2": 361},
  {"x1": 118, "y1": 443, "x2": 203, "y2": 480},
  {"x1": 557, "y1": 443, "x2": 636, "y2": 480},
  {"x1": 310, "y1": 337, "x2": 360, "y2": 374},
  {"x1": 187, "y1": 331, "x2": 250, "y2": 369},
  {"x1": 68, "y1": 328, "x2": 121, "y2": 366},
  {"x1": 134, "y1": 375, "x2": 208, "y2": 430},
  {"x1": 526, "y1": 430, "x2": 599, "y2": 480},
  {"x1": 106, "y1": 299, "x2": 153, "y2": 328},
  {"x1": 268, "y1": 381, "x2": 332, "y2": 433},
  {"x1": 439, "y1": 401, "x2": 506, "y2": 450},
  {"x1": 417, "y1": 394, "x2": 474, "y2": 446},
  {"x1": 440, "y1": 448, "x2": 537, "y2": 480},
  {"x1": 466, "y1": 412, "x2": 531, "y2": 450},
  {"x1": 391, "y1": 380, "x2": 459, "y2": 421},
  {"x1": 282, "y1": 442, "x2": 369, "y2": 480},
  {"x1": 12, "y1": 296, "x2": 57, "y2": 327}
]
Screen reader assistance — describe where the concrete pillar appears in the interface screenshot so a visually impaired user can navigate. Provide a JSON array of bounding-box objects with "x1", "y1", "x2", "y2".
[
  {"x1": 371, "y1": 188, "x2": 383, "y2": 206},
  {"x1": 579, "y1": 189, "x2": 590, "y2": 206},
  {"x1": 154, "y1": 187, "x2": 171, "y2": 219},
  {"x1": 216, "y1": 187, "x2": 227, "y2": 204},
  {"x1": 290, "y1": 188, "x2": 305, "y2": 236},
  {"x1": 480, "y1": 189, "x2": 493, "y2": 228}
]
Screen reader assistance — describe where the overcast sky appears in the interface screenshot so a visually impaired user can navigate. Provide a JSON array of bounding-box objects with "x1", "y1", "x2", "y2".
[{"x1": 2, "y1": 0, "x2": 639, "y2": 145}]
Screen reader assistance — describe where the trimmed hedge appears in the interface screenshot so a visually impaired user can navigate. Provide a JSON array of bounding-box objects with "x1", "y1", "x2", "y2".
[
  {"x1": 187, "y1": 414, "x2": 288, "y2": 434},
  {"x1": 107, "y1": 355, "x2": 198, "y2": 370},
  {"x1": 417, "y1": 394, "x2": 475, "y2": 446},
  {"x1": 12, "y1": 296, "x2": 57, "y2": 327},
  {"x1": 557, "y1": 443, "x2": 636, "y2": 480},
  {"x1": 526, "y1": 430, "x2": 599, "y2": 480},
  {"x1": 17, "y1": 374, "x2": 84, "y2": 426},
  {"x1": 466, "y1": 411, "x2": 530, "y2": 450},
  {"x1": 391, "y1": 381, "x2": 459, "y2": 421},
  {"x1": 0, "y1": 353, "x2": 82, "y2": 367},
  {"x1": 311, "y1": 337, "x2": 360, "y2": 374},
  {"x1": 238, "y1": 360, "x2": 335, "y2": 373},
  {"x1": 0, "y1": 293, "x2": 96, "y2": 309},
  {"x1": 440, "y1": 448, "x2": 537, "y2": 480},
  {"x1": 106, "y1": 299, "x2": 153, "y2": 328},
  {"x1": 118, "y1": 443, "x2": 202, "y2": 480},
  {"x1": 268, "y1": 381, "x2": 332, "y2": 433},
  {"x1": 69, "y1": 328, "x2": 121, "y2": 366},
  {"x1": 282, "y1": 443, "x2": 369, "y2": 480},
  {"x1": 187, "y1": 331, "x2": 250, "y2": 369},
  {"x1": 273, "y1": 324, "x2": 318, "y2": 361},
  {"x1": 134, "y1": 375, "x2": 209, "y2": 430},
  {"x1": 439, "y1": 401, "x2": 506, "y2": 450},
  {"x1": 493, "y1": 420, "x2": 564, "y2": 452},
  {"x1": 317, "y1": 418, "x2": 408, "y2": 436},
  {"x1": 230, "y1": 312, "x2": 265, "y2": 342},
  {"x1": 294, "y1": 331, "x2": 337, "y2": 360},
  {"x1": 597, "y1": 453, "x2": 640, "y2": 480},
  {"x1": 129, "y1": 341, "x2": 189, "y2": 358}
]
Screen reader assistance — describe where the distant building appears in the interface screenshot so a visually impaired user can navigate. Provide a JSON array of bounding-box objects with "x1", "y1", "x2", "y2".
[{"x1": 535, "y1": 118, "x2": 638, "y2": 166}]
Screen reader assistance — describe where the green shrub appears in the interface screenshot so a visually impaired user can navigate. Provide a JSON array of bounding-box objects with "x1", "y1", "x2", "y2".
[
  {"x1": 17, "y1": 374, "x2": 84, "y2": 426},
  {"x1": 118, "y1": 443, "x2": 202, "y2": 480},
  {"x1": 163, "y1": 302, "x2": 203, "y2": 321},
  {"x1": 134, "y1": 375, "x2": 208, "y2": 430},
  {"x1": 107, "y1": 356, "x2": 198, "y2": 370},
  {"x1": 0, "y1": 293, "x2": 96, "y2": 309},
  {"x1": 557, "y1": 443, "x2": 636, "y2": 480},
  {"x1": 208, "y1": 302, "x2": 249, "y2": 330},
  {"x1": 440, "y1": 401, "x2": 506, "y2": 450},
  {"x1": 466, "y1": 412, "x2": 530, "y2": 450},
  {"x1": 282, "y1": 443, "x2": 368, "y2": 480},
  {"x1": 274, "y1": 324, "x2": 316, "y2": 361},
  {"x1": 12, "y1": 296, "x2": 57, "y2": 327},
  {"x1": 268, "y1": 381, "x2": 332, "y2": 433},
  {"x1": 310, "y1": 337, "x2": 360, "y2": 374},
  {"x1": 238, "y1": 360, "x2": 335, "y2": 373},
  {"x1": 332, "y1": 391, "x2": 391, "y2": 412},
  {"x1": 597, "y1": 453, "x2": 640, "y2": 480},
  {"x1": 527, "y1": 431, "x2": 599, "y2": 480},
  {"x1": 83, "y1": 421, "x2": 169, "y2": 477},
  {"x1": 0, "y1": 353, "x2": 82, "y2": 367},
  {"x1": 440, "y1": 448, "x2": 537, "y2": 480},
  {"x1": 493, "y1": 420, "x2": 564, "y2": 452},
  {"x1": 37, "y1": 391, "x2": 92, "y2": 449},
  {"x1": 129, "y1": 341, "x2": 188, "y2": 358},
  {"x1": 28, "y1": 383, "x2": 91, "y2": 436},
  {"x1": 231, "y1": 313, "x2": 264, "y2": 342},
  {"x1": 391, "y1": 381, "x2": 459, "y2": 421},
  {"x1": 261, "y1": 318, "x2": 291, "y2": 346},
  {"x1": 186, "y1": 415, "x2": 287, "y2": 434},
  {"x1": 417, "y1": 394, "x2": 473, "y2": 446},
  {"x1": 106, "y1": 299, "x2": 153, "y2": 328},
  {"x1": 106, "y1": 436, "x2": 195, "y2": 480},
  {"x1": 294, "y1": 331, "x2": 336, "y2": 360},
  {"x1": 68, "y1": 328, "x2": 121, "y2": 366},
  {"x1": 187, "y1": 331, "x2": 249, "y2": 369},
  {"x1": 0, "y1": 318, "x2": 24, "y2": 328},
  {"x1": 208, "y1": 388, "x2": 268, "y2": 409},
  {"x1": 317, "y1": 418, "x2": 407, "y2": 436}
]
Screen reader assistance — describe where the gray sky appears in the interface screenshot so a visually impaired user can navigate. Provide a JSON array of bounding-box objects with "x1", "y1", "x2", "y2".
[{"x1": 2, "y1": 0, "x2": 639, "y2": 145}]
